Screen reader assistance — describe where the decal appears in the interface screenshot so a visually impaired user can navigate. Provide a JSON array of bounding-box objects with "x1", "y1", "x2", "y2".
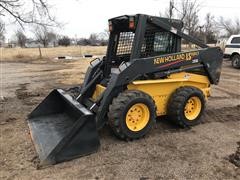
[
  {"x1": 153, "y1": 51, "x2": 199, "y2": 65},
  {"x1": 192, "y1": 59, "x2": 199, "y2": 63}
]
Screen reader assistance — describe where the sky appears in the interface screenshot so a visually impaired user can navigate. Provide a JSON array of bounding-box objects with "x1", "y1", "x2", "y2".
[{"x1": 5, "y1": 0, "x2": 240, "y2": 40}]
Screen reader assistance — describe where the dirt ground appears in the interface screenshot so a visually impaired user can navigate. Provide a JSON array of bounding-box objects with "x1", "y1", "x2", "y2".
[{"x1": 0, "y1": 58, "x2": 239, "y2": 180}]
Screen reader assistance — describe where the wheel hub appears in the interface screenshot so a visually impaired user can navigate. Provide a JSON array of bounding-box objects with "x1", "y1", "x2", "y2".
[
  {"x1": 184, "y1": 96, "x2": 202, "y2": 120},
  {"x1": 126, "y1": 103, "x2": 150, "y2": 131}
]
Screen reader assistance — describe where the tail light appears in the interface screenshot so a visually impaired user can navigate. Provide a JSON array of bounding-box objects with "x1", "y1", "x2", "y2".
[
  {"x1": 129, "y1": 17, "x2": 135, "y2": 29},
  {"x1": 109, "y1": 21, "x2": 113, "y2": 32}
]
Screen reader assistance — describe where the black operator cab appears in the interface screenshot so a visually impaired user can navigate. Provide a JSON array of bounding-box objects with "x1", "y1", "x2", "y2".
[{"x1": 106, "y1": 14, "x2": 183, "y2": 69}]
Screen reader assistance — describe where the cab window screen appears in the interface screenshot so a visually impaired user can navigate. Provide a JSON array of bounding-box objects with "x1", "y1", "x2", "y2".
[{"x1": 141, "y1": 30, "x2": 174, "y2": 57}]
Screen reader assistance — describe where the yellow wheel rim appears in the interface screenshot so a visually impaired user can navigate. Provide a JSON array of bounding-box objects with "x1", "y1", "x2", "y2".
[
  {"x1": 126, "y1": 103, "x2": 150, "y2": 132},
  {"x1": 184, "y1": 96, "x2": 202, "y2": 121}
]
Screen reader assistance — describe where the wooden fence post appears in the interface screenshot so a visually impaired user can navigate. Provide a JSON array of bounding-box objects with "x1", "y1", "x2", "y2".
[{"x1": 38, "y1": 45, "x2": 42, "y2": 59}]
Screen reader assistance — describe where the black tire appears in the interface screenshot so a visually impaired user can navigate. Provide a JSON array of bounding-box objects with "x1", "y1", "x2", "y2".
[
  {"x1": 231, "y1": 54, "x2": 240, "y2": 69},
  {"x1": 108, "y1": 90, "x2": 156, "y2": 140},
  {"x1": 167, "y1": 86, "x2": 205, "y2": 128}
]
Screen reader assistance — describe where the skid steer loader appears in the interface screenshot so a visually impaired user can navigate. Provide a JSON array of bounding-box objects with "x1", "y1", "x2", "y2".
[{"x1": 28, "y1": 14, "x2": 223, "y2": 165}]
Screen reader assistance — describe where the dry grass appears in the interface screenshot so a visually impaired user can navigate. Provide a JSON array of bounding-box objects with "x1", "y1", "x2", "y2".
[
  {"x1": 1, "y1": 44, "x2": 217, "y2": 62},
  {"x1": 1, "y1": 46, "x2": 107, "y2": 62}
]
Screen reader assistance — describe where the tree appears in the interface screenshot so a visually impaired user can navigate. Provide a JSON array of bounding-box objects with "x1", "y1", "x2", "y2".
[
  {"x1": 58, "y1": 36, "x2": 71, "y2": 46},
  {"x1": 101, "y1": 29, "x2": 110, "y2": 39},
  {"x1": 0, "y1": 0, "x2": 57, "y2": 27},
  {"x1": 0, "y1": 21, "x2": 4, "y2": 43},
  {"x1": 47, "y1": 32, "x2": 57, "y2": 45},
  {"x1": 218, "y1": 17, "x2": 240, "y2": 37},
  {"x1": 77, "y1": 38, "x2": 91, "y2": 46},
  {"x1": 162, "y1": 0, "x2": 202, "y2": 47},
  {"x1": 89, "y1": 33, "x2": 98, "y2": 45},
  {"x1": 163, "y1": 0, "x2": 200, "y2": 37},
  {"x1": 177, "y1": 0, "x2": 200, "y2": 37},
  {"x1": 15, "y1": 30, "x2": 27, "y2": 47},
  {"x1": 33, "y1": 25, "x2": 56, "y2": 47},
  {"x1": 202, "y1": 13, "x2": 217, "y2": 43},
  {"x1": 98, "y1": 30, "x2": 109, "y2": 46},
  {"x1": 77, "y1": 32, "x2": 108, "y2": 46}
]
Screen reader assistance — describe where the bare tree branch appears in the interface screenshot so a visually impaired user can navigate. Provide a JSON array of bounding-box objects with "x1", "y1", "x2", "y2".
[
  {"x1": 163, "y1": 0, "x2": 201, "y2": 37},
  {"x1": 0, "y1": 0, "x2": 59, "y2": 27},
  {"x1": 15, "y1": 29, "x2": 27, "y2": 47},
  {"x1": 217, "y1": 16, "x2": 240, "y2": 37},
  {"x1": 33, "y1": 25, "x2": 57, "y2": 47},
  {"x1": 0, "y1": 20, "x2": 5, "y2": 43},
  {"x1": 201, "y1": 13, "x2": 217, "y2": 43}
]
